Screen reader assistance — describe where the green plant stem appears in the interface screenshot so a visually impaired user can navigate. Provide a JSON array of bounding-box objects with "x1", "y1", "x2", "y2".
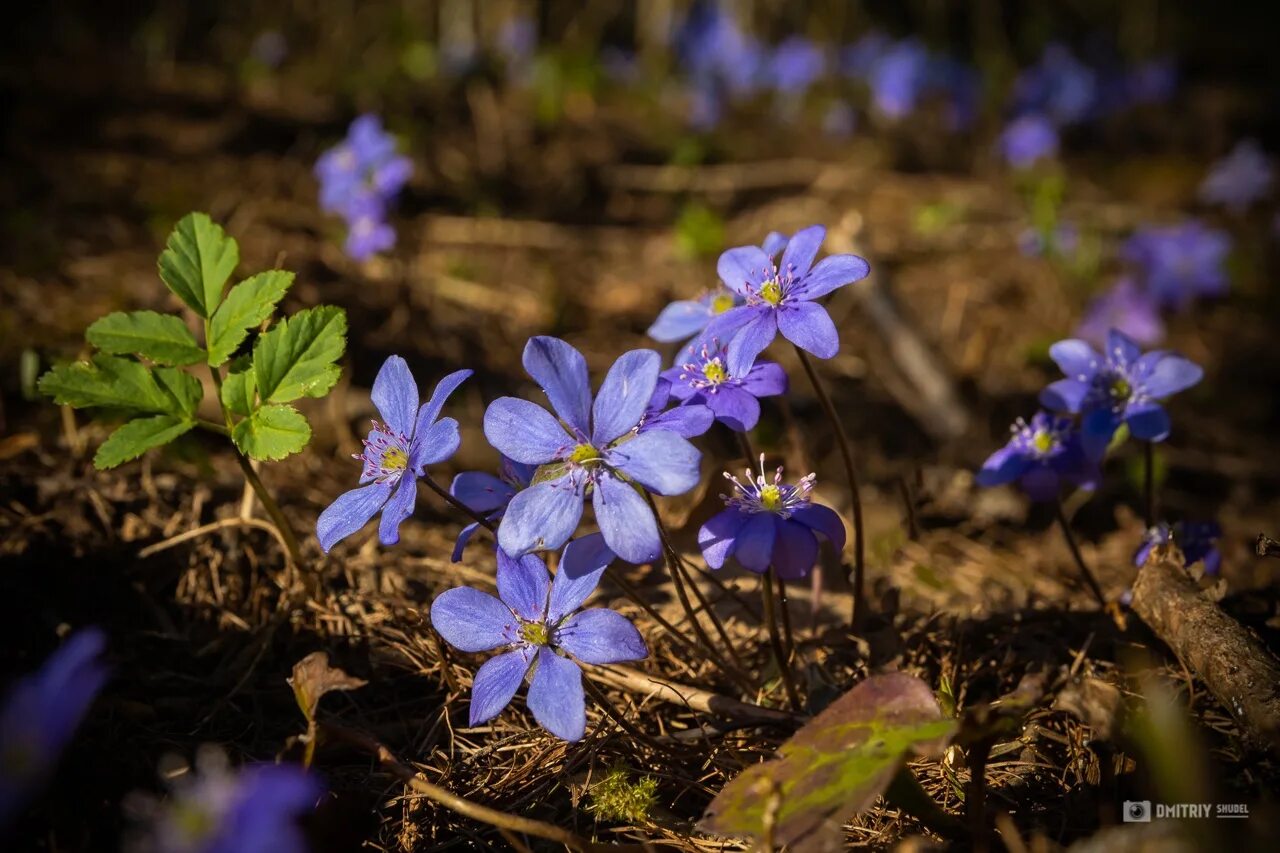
[
  {"x1": 422, "y1": 474, "x2": 497, "y2": 532},
  {"x1": 762, "y1": 570, "x2": 802, "y2": 712},
  {"x1": 1143, "y1": 440, "x2": 1156, "y2": 530},
  {"x1": 793, "y1": 346, "x2": 867, "y2": 630},
  {"x1": 1054, "y1": 501, "x2": 1107, "y2": 608}
]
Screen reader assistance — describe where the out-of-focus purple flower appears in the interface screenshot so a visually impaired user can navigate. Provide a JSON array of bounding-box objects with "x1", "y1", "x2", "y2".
[
  {"x1": 840, "y1": 31, "x2": 890, "y2": 82},
  {"x1": 1133, "y1": 521, "x2": 1222, "y2": 574},
  {"x1": 648, "y1": 287, "x2": 742, "y2": 345},
  {"x1": 131, "y1": 751, "x2": 317, "y2": 853},
  {"x1": 767, "y1": 37, "x2": 826, "y2": 95},
  {"x1": 869, "y1": 39, "x2": 929, "y2": 119},
  {"x1": 1075, "y1": 278, "x2": 1165, "y2": 348},
  {"x1": 1000, "y1": 114, "x2": 1059, "y2": 169},
  {"x1": 249, "y1": 31, "x2": 288, "y2": 69},
  {"x1": 635, "y1": 378, "x2": 714, "y2": 439},
  {"x1": 976, "y1": 412, "x2": 1100, "y2": 502},
  {"x1": 676, "y1": 2, "x2": 764, "y2": 96},
  {"x1": 430, "y1": 539, "x2": 646, "y2": 741},
  {"x1": 1125, "y1": 59, "x2": 1177, "y2": 106},
  {"x1": 1013, "y1": 43, "x2": 1097, "y2": 126},
  {"x1": 660, "y1": 340, "x2": 787, "y2": 432},
  {"x1": 697, "y1": 456, "x2": 845, "y2": 579},
  {"x1": 822, "y1": 101, "x2": 857, "y2": 138},
  {"x1": 1198, "y1": 139, "x2": 1273, "y2": 214},
  {"x1": 484, "y1": 337, "x2": 701, "y2": 564},
  {"x1": 1122, "y1": 221, "x2": 1232, "y2": 309},
  {"x1": 449, "y1": 456, "x2": 537, "y2": 562},
  {"x1": 315, "y1": 115, "x2": 412, "y2": 261},
  {"x1": 1, "y1": 629, "x2": 107, "y2": 829},
  {"x1": 316, "y1": 357, "x2": 471, "y2": 553},
  {"x1": 1019, "y1": 223, "x2": 1079, "y2": 258},
  {"x1": 343, "y1": 201, "x2": 397, "y2": 262},
  {"x1": 1040, "y1": 329, "x2": 1203, "y2": 448},
  {"x1": 497, "y1": 15, "x2": 537, "y2": 70},
  {"x1": 704, "y1": 225, "x2": 871, "y2": 376}
]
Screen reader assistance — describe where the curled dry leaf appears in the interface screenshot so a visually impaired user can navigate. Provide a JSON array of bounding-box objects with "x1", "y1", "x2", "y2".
[{"x1": 288, "y1": 650, "x2": 368, "y2": 724}]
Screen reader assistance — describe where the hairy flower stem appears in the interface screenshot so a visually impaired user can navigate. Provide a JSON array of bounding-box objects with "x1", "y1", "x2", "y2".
[
  {"x1": 762, "y1": 570, "x2": 803, "y2": 712},
  {"x1": 1054, "y1": 501, "x2": 1107, "y2": 607},
  {"x1": 1143, "y1": 440, "x2": 1156, "y2": 530},
  {"x1": 775, "y1": 574, "x2": 797, "y2": 666},
  {"x1": 794, "y1": 346, "x2": 867, "y2": 630},
  {"x1": 421, "y1": 474, "x2": 497, "y2": 533}
]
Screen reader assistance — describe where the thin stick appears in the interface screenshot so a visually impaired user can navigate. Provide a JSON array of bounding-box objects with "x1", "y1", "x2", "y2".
[
  {"x1": 897, "y1": 475, "x2": 919, "y2": 540},
  {"x1": 1053, "y1": 501, "x2": 1107, "y2": 607},
  {"x1": 581, "y1": 677, "x2": 685, "y2": 758},
  {"x1": 593, "y1": 665, "x2": 800, "y2": 726},
  {"x1": 138, "y1": 516, "x2": 284, "y2": 559},
  {"x1": 1143, "y1": 440, "x2": 1156, "y2": 530},
  {"x1": 422, "y1": 474, "x2": 497, "y2": 532},
  {"x1": 762, "y1": 571, "x2": 803, "y2": 712},
  {"x1": 775, "y1": 575, "x2": 798, "y2": 666},
  {"x1": 670, "y1": 551, "x2": 749, "y2": 675},
  {"x1": 793, "y1": 347, "x2": 867, "y2": 630}
]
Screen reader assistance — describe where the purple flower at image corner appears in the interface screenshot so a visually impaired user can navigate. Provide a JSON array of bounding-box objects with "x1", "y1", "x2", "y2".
[
  {"x1": 976, "y1": 412, "x2": 1100, "y2": 502},
  {"x1": 316, "y1": 357, "x2": 471, "y2": 553},
  {"x1": 705, "y1": 224, "x2": 871, "y2": 376},
  {"x1": 429, "y1": 538, "x2": 647, "y2": 741},
  {"x1": 767, "y1": 36, "x2": 826, "y2": 95},
  {"x1": 1000, "y1": 114, "x2": 1059, "y2": 169},
  {"x1": 1040, "y1": 329, "x2": 1203, "y2": 450},
  {"x1": 483, "y1": 337, "x2": 702, "y2": 564},
  {"x1": 698, "y1": 456, "x2": 845, "y2": 579},
  {"x1": 131, "y1": 751, "x2": 317, "y2": 853},
  {"x1": 1198, "y1": 139, "x2": 1273, "y2": 214},
  {"x1": 1133, "y1": 521, "x2": 1222, "y2": 574},
  {"x1": 661, "y1": 340, "x2": 787, "y2": 432},
  {"x1": 635, "y1": 378, "x2": 714, "y2": 440},
  {"x1": 1, "y1": 629, "x2": 108, "y2": 829},
  {"x1": 1121, "y1": 221, "x2": 1232, "y2": 310},
  {"x1": 1075, "y1": 277, "x2": 1165, "y2": 348},
  {"x1": 449, "y1": 456, "x2": 537, "y2": 562}
]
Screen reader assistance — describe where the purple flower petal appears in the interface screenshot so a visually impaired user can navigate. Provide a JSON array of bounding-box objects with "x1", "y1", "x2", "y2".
[
  {"x1": 555, "y1": 609, "x2": 647, "y2": 664},
  {"x1": 1126, "y1": 401, "x2": 1172, "y2": 442},
  {"x1": 497, "y1": 474, "x2": 585, "y2": 557},
  {"x1": 1143, "y1": 355, "x2": 1203, "y2": 399},
  {"x1": 1040, "y1": 378, "x2": 1090, "y2": 413},
  {"x1": 411, "y1": 416, "x2": 460, "y2": 470},
  {"x1": 717, "y1": 246, "x2": 773, "y2": 296},
  {"x1": 469, "y1": 647, "x2": 533, "y2": 726},
  {"x1": 483, "y1": 397, "x2": 571, "y2": 465},
  {"x1": 1107, "y1": 329, "x2": 1142, "y2": 366},
  {"x1": 415, "y1": 369, "x2": 472, "y2": 436},
  {"x1": 725, "y1": 310, "x2": 778, "y2": 376},
  {"x1": 772, "y1": 520, "x2": 819, "y2": 579},
  {"x1": 526, "y1": 648, "x2": 585, "y2": 741},
  {"x1": 648, "y1": 300, "x2": 710, "y2": 342},
  {"x1": 698, "y1": 508, "x2": 749, "y2": 569},
  {"x1": 702, "y1": 304, "x2": 759, "y2": 352},
  {"x1": 733, "y1": 512, "x2": 778, "y2": 573},
  {"x1": 430, "y1": 587, "x2": 517, "y2": 652},
  {"x1": 976, "y1": 445, "x2": 1029, "y2": 488},
  {"x1": 779, "y1": 225, "x2": 826, "y2": 278},
  {"x1": 761, "y1": 231, "x2": 789, "y2": 257},
  {"x1": 497, "y1": 549, "x2": 551, "y2": 622},
  {"x1": 641, "y1": 404, "x2": 714, "y2": 438},
  {"x1": 523, "y1": 337, "x2": 592, "y2": 435},
  {"x1": 1020, "y1": 466, "x2": 1061, "y2": 502},
  {"x1": 451, "y1": 471, "x2": 514, "y2": 513},
  {"x1": 377, "y1": 474, "x2": 417, "y2": 546},
  {"x1": 370, "y1": 355, "x2": 418, "y2": 438},
  {"x1": 790, "y1": 503, "x2": 846, "y2": 554},
  {"x1": 607, "y1": 430, "x2": 701, "y2": 496},
  {"x1": 739, "y1": 361, "x2": 788, "y2": 397},
  {"x1": 548, "y1": 558, "x2": 608, "y2": 624},
  {"x1": 316, "y1": 482, "x2": 391, "y2": 553},
  {"x1": 707, "y1": 385, "x2": 761, "y2": 431},
  {"x1": 1048, "y1": 339, "x2": 1101, "y2": 380},
  {"x1": 777, "y1": 301, "x2": 839, "y2": 359},
  {"x1": 450, "y1": 520, "x2": 482, "y2": 562},
  {"x1": 592, "y1": 472, "x2": 660, "y2": 564},
  {"x1": 592, "y1": 349, "x2": 661, "y2": 446},
  {"x1": 793, "y1": 253, "x2": 871, "y2": 299}
]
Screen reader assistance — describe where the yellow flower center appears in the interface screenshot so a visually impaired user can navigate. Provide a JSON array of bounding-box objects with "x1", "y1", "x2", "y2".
[
  {"x1": 759, "y1": 278, "x2": 783, "y2": 306},
  {"x1": 381, "y1": 446, "x2": 408, "y2": 472},
  {"x1": 701, "y1": 360, "x2": 728, "y2": 385},
  {"x1": 520, "y1": 622, "x2": 550, "y2": 645},
  {"x1": 1032, "y1": 431, "x2": 1054, "y2": 454},
  {"x1": 1110, "y1": 377, "x2": 1132, "y2": 401},
  {"x1": 569, "y1": 443, "x2": 600, "y2": 464},
  {"x1": 172, "y1": 802, "x2": 217, "y2": 841},
  {"x1": 710, "y1": 292, "x2": 735, "y2": 314},
  {"x1": 759, "y1": 484, "x2": 782, "y2": 511}
]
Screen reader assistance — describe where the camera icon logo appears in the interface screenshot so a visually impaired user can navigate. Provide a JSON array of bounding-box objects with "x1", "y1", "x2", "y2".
[{"x1": 1123, "y1": 800, "x2": 1152, "y2": 822}]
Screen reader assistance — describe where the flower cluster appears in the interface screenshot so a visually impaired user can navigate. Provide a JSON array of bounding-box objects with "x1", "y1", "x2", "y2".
[
  {"x1": 1198, "y1": 139, "x2": 1273, "y2": 214},
  {"x1": 1121, "y1": 220, "x2": 1232, "y2": 311},
  {"x1": 1133, "y1": 521, "x2": 1222, "y2": 574},
  {"x1": 314, "y1": 115, "x2": 412, "y2": 261}
]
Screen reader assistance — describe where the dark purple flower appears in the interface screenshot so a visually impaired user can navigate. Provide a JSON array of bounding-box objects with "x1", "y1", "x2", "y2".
[
  {"x1": 840, "y1": 32, "x2": 890, "y2": 82},
  {"x1": 484, "y1": 337, "x2": 701, "y2": 564},
  {"x1": 1133, "y1": 521, "x2": 1222, "y2": 574},
  {"x1": 697, "y1": 457, "x2": 845, "y2": 579},
  {"x1": 705, "y1": 225, "x2": 871, "y2": 376},
  {"x1": 1075, "y1": 278, "x2": 1164, "y2": 348},
  {"x1": 635, "y1": 378, "x2": 714, "y2": 439},
  {"x1": 1012, "y1": 43, "x2": 1098, "y2": 127},
  {"x1": 976, "y1": 411, "x2": 1100, "y2": 502},
  {"x1": 1198, "y1": 139, "x2": 1273, "y2": 214},
  {"x1": 1000, "y1": 114, "x2": 1059, "y2": 169},
  {"x1": 1125, "y1": 59, "x2": 1177, "y2": 106},
  {"x1": 661, "y1": 340, "x2": 787, "y2": 432},
  {"x1": 429, "y1": 539, "x2": 646, "y2": 741},
  {"x1": 767, "y1": 37, "x2": 826, "y2": 95},
  {"x1": 449, "y1": 456, "x2": 537, "y2": 562},
  {"x1": 317, "y1": 357, "x2": 471, "y2": 552},
  {"x1": 1122, "y1": 221, "x2": 1232, "y2": 310},
  {"x1": 1, "y1": 629, "x2": 107, "y2": 829},
  {"x1": 1040, "y1": 330, "x2": 1203, "y2": 448}
]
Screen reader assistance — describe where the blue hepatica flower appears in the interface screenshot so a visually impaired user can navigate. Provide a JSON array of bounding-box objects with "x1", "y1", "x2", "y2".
[
  {"x1": 449, "y1": 456, "x2": 537, "y2": 562},
  {"x1": 977, "y1": 412, "x2": 1100, "y2": 502},
  {"x1": 1012, "y1": 43, "x2": 1098, "y2": 127},
  {"x1": 869, "y1": 39, "x2": 929, "y2": 119},
  {"x1": 1040, "y1": 329, "x2": 1203, "y2": 448},
  {"x1": 636, "y1": 378, "x2": 714, "y2": 439},
  {"x1": 661, "y1": 340, "x2": 787, "y2": 432},
  {"x1": 1122, "y1": 221, "x2": 1232, "y2": 310},
  {"x1": 484, "y1": 337, "x2": 701, "y2": 564},
  {"x1": 767, "y1": 36, "x2": 826, "y2": 95},
  {"x1": 698, "y1": 457, "x2": 845, "y2": 579},
  {"x1": 1075, "y1": 277, "x2": 1165, "y2": 348},
  {"x1": 1134, "y1": 521, "x2": 1222, "y2": 574},
  {"x1": 314, "y1": 115, "x2": 412, "y2": 261},
  {"x1": 1, "y1": 629, "x2": 107, "y2": 829},
  {"x1": 1000, "y1": 114, "x2": 1059, "y2": 169},
  {"x1": 135, "y1": 754, "x2": 317, "y2": 853},
  {"x1": 1198, "y1": 139, "x2": 1273, "y2": 214},
  {"x1": 317, "y1": 357, "x2": 471, "y2": 553},
  {"x1": 706, "y1": 225, "x2": 871, "y2": 376},
  {"x1": 430, "y1": 539, "x2": 647, "y2": 741}
]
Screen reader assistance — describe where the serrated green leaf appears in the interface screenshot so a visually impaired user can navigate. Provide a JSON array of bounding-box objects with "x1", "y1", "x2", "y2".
[
  {"x1": 232, "y1": 403, "x2": 311, "y2": 460},
  {"x1": 93, "y1": 415, "x2": 195, "y2": 469},
  {"x1": 221, "y1": 363, "x2": 257, "y2": 416},
  {"x1": 157, "y1": 212, "x2": 239, "y2": 318},
  {"x1": 86, "y1": 311, "x2": 204, "y2": 365},
  {"x1": 39, "y1": 355, "x2": 188, "y2": 416},
  {"x1": 153, "y1": 366, "x2": 204, "y2": 417},
  {"x1": 252, "y1": 306, "x2": 346, "y2": 404},
  {"x1": 207, "y1": 270, "x2": 294, "y2": 366}
]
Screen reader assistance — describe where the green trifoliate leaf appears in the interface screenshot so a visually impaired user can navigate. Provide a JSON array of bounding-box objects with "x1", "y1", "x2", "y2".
[
  {"x1": 39, "y1": 355, "x2": 192, "y2": 417},
  {"x1": 93, "y1": 415, "x2": 195, "y2": 469},
  {"x1": 252, "y1": 306, "x2": 346, "y2": 404},
  {"x1": 157, "y1": 212, "x2": 239, "y2": 318},
  {"x1": 86, "y1": 311, "x2": 204, "y2": 366},
  {"x1": 207, "y1": 270, "x2": 294, "y2": 366},
  {"x1": 232, "y1": 403, "x2": 311, "y2": 461},
  {"x1": 221, "y1": 360, "x2": 257, "y2": 417}
]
